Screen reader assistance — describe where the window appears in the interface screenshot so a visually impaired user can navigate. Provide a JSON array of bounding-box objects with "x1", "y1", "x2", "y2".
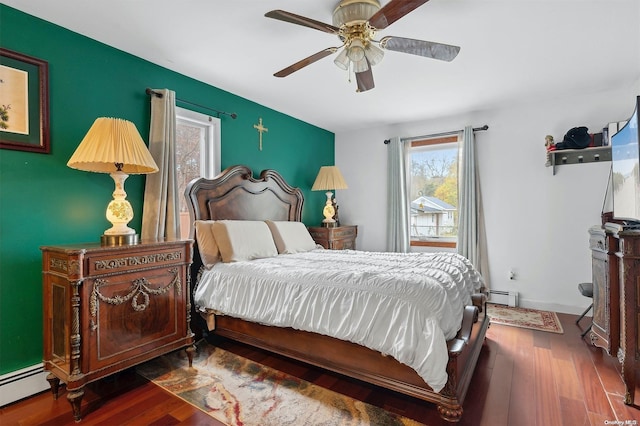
[
  {"x1": 408, "y1": 135, "x2": 459, "y2": 248},
  {"x1": 175, "y1": 107, "x2": 221, "y2": 239}
]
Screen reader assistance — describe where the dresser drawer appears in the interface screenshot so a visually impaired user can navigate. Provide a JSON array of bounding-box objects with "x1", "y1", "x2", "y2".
[
  {"x1": 85, "y1": 244, "x2": 188, "y2": 276},
  {"x1": 308, "y1": 225, "x2": 357, "y2": 250},
  {"x1": 85, "y1": 264, "x2": 187, "y2": 370},
  {"x1": 332, "y1": 239, "x2": 355, "y2": 250},
  {"x1": 330, "y1": 227, "x2": 357, "y2": 240}
]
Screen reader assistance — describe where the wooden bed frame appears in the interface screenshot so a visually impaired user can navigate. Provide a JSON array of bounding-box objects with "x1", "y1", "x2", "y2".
[{"x1": 184, "y1": 165, "x2": 489, "y2": 422}]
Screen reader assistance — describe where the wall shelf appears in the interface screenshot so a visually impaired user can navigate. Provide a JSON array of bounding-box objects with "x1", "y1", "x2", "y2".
[{"x1": 547, "y1": 146, "x2": 611, "y2": 175}]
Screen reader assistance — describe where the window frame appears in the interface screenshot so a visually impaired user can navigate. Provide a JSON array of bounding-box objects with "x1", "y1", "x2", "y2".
[
  {"x1": 175, "y1": 106, "x2": 221, "y2": 239},
  {"x1": 408, "y1": 135, "x2": 459, "y2": 249},
  {"x1": 175, "y1": 106, "x2": 221, "y2": 179}
]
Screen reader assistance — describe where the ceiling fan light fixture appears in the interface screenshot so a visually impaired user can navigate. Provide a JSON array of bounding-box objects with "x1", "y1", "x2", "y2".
[
  {"x1": 347, "y1": 38, "x2": 366, "y2": 61},
  {"x1": 334, "y1": 48, "x2": 350, "y2": 70},
  {"x1": 364, "y1": 42, "x2": 384, "y2": 66},
  {"x1": 332, "y1": 0, "x2": 381, "y2": 27},
  {"x1": 265, "y1": 1, "x2": 458, "y2": 93}
]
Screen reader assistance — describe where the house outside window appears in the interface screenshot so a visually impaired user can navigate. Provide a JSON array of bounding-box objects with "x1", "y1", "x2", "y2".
[
  {"x1": 175, "y1": 107, "x2": 220, "y2": 239},
  {"x1": 409, "y1": 135, "x2": 458, "y2": 248}
]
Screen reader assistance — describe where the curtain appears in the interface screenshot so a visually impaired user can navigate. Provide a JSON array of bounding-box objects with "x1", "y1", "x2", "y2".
[
  {"x1": 457, "y1": 126, "x2": 490, "y2": 288},
  {"x1": 141, "y1": 89, "x2": 180, "y2": 240},
  {"x1": 386, "y1": 137, "x2": 410, "y2": 252}
]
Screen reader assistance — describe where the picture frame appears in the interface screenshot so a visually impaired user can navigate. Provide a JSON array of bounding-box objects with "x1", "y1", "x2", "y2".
[{"x1": 0, "y1": 48, "x2": 50, "y2": 154}]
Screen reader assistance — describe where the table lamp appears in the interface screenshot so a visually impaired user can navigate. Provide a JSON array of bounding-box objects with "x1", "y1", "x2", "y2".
[
  {"x1": 67, "y1": 117, "x2": 159, "y2": 246},
  {"x1": 311, "y1": 165, "x2": 348, "y2": 227}
]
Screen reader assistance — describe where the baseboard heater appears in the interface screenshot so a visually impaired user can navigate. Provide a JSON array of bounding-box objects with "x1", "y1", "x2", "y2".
[
  {"x1": 0, "y1": 363, "x2": 49, "y2": 407},
  {"x1": 489, "y1": 290, "x2": 519, "y2": 307}
]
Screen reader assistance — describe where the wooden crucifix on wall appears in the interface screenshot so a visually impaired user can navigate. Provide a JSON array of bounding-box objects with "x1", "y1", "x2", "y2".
[{"x1": 253, "y1": 118, "x2": 268, "y2": 151}]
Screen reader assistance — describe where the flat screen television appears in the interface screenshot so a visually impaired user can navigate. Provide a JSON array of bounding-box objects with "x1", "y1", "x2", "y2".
[{"x1": 611, "y1": 95, "x2": 640, "y2": 225}]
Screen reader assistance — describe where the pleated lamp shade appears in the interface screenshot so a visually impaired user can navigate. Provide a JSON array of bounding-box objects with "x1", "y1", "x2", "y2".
[
  {"x1": 67, "y1": 117, "x2": 158, "y2": 174},
  {"x1": 312, "y1": 166, "x2": 348, "y2": 226},
  {"x1": 67, "y1": 117, "x2": 158, "y2": 246},
  {"x1": 311, "y1": 166, "x2": 348, "y2": 191}
]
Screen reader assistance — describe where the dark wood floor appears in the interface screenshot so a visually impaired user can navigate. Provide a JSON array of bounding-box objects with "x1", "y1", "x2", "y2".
[{"x1": 1, "y1": 312, "x2": 639, "y2": 425}]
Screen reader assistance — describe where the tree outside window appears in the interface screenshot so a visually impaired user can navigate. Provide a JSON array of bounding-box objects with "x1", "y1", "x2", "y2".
[{"x1": 409, "y1": 136, "x2": 458, "y2": 248}]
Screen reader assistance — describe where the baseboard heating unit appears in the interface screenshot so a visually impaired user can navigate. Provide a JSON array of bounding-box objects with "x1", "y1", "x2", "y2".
[
  {"x1": 0, "y1": 363, "x2": 49, "y2": 407},
  {"x1": 489, "y1": 290, "x2": 519, "y2": 307}
]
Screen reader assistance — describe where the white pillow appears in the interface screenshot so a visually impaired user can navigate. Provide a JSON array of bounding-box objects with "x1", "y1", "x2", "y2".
[
  {"x1": 266, "y1": 220, "x2": 317, "y2": 254},
  {"x1": 194, "y1": 220, "x2": 220, "y2": 269},
  {"x1": 212, "y1": 220, "x2": 278, "y2": 263}
]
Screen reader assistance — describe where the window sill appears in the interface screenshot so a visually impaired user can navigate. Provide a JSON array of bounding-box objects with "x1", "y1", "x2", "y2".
[{"x1": 411, "y1": 240, "x2": 456, "y2": 248}]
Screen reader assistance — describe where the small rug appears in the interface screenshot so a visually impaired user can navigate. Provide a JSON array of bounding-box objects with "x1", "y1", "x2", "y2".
[
  {"x1": 137, "y1": 340, "x2": 423, "y2": 426},
  {"x1": 487, "y1": 303, "x2": 564, "y2": 334}
]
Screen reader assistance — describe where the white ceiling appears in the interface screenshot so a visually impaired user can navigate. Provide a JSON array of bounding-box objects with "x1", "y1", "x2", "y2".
[{"x1": 5, "y1": 0, "x2": 640, "y2": 133}]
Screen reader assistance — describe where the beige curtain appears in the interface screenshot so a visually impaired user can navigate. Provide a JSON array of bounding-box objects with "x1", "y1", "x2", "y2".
[
  {"x1": 141, "y1": 89, "x2": 180, "y2": 240},
  {"x1": 457, "y1": 126, "x2": 490, "y2": 288}
]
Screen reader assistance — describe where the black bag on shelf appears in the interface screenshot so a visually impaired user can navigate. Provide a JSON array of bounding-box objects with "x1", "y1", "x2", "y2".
[{"x1": 555, "y1": 126, "x2": 590, "y2": 150}]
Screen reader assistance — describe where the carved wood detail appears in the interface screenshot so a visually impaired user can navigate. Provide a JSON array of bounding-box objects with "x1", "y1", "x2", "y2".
[
  {"x1": 41, "y1": 240, "x2": 195, "y2": 421},
  {"x1": 590, "y1": 225, "x2": 639, "y2": 405}
]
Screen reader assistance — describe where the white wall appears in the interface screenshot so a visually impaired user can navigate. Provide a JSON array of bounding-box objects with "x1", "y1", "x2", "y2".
[{"x1": 335, "y1": 85, "x2": 640, "y2": 314}]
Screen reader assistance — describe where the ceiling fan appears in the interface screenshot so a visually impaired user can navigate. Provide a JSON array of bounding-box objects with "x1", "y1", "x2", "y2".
[{"x1": 265, "y1": 0, "x2": 460, "y2": 93}]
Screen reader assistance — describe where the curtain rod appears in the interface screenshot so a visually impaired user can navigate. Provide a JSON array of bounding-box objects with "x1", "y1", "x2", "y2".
[
  {"x1": 145, "y1": 88, "x2": 237, "y2": 119},
  {"x1": 384, "y1": 125, "x2": 489, "y2": 144}
]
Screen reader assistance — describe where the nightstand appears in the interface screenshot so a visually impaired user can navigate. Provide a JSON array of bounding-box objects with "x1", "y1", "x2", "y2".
[
  {"x1": 41, "y1": 239, "x2": 195, "y2": 421},
  {"x1": 308, "y1": 225, "x2": 357, "y2": 250}
]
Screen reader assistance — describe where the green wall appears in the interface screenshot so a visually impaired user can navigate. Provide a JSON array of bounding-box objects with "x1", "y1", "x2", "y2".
[{"x1": 0, "y1": 5, "x2": 334, "y2": 375}]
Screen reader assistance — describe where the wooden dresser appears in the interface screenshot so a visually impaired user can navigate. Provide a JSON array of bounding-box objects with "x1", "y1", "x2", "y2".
[
  {"x1": 589, "y1": 224, "x2": 640, "y2": 405},
  {"x1": 41, "y1": 239, "x2": 195, "y2": 421},
  {"x1": 616, "y1": 227, "x2": 640, "y2": 405},
  {"x1": 588, "y1": 226, "x2": 620, "y2": 355},
  {"x1": 308, "y1": 225, "x2": 357, "y2": 250}
]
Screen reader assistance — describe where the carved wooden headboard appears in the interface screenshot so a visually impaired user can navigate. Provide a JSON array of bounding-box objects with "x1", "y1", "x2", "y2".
[
  {"x1": 184, "y1": 165, "x2": 304, "y2": 336},
  {"x1": 184, "y1": 165, "x2": 304, "y2": 237}
]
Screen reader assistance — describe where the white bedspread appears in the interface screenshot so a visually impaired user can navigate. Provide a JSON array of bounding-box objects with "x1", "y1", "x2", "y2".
[{"x1": 193, "y1": 249, "x2": 484, "y2": 392}]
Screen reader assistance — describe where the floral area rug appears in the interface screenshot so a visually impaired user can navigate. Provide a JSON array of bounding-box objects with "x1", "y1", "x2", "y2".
[
  {"x1": 487, "y1": 303, "x2": 564, "y2": 334},
  {"x1": 137, "y1": 340, "x2": 423, "y2": 426}
]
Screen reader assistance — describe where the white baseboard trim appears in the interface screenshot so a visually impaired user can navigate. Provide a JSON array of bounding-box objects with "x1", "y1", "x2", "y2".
[{"x1": 0, "y1": 364, "x2": 50, "y2": 407}]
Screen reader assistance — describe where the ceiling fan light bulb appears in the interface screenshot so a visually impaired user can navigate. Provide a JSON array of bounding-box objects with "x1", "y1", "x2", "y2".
[
  {"x1": 364, "y1": 43, "x2": 384, "y2": 66},
  {"x1": 334, "y1": 48, "x2": 350, "y2": 70},
  {"x1": 352, "y1": 58, "x2": 369, "y2": 73},
  {"x1": 347, "y1": 39, "x2": 366, "y2": 61}
]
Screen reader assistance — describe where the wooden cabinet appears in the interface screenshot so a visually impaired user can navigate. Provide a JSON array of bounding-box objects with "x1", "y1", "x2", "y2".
[
  {"x1": 41, "y1": 239, "x2": 195, "y2": 421},
  {"x1": 588, "y1": 226, "x2": 620, "y2": 355},
  {"x1": 308, "y1": 225, "x2": 357, "y2": 250},
  {"x1": 589, "y1": 224, "x2": 640, "y2": 405},
  {"x1": 616, "y1": 228, "x2": 640, "y2": 405}
]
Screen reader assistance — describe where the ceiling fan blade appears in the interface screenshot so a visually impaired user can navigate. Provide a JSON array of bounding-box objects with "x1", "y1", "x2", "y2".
[
  {"x1": 369, "y1": 0, "x2": 430, "y2": 30},
  {"x1": 355, "y1": 61, "x2": 375, "y2": 92},
  {"x1": 379, "y1": 36, "x2": 460, "y2": 61},
  {"x1": 265, "y1": 10, "x2": 339, "y2": 34},
  {"x1": 274, "y1": 47, "x2": 339, "y2": 78}
]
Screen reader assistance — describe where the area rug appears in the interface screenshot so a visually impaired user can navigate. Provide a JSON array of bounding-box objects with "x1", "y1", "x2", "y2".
[
  {"x1": 487, "y1": 303, "x2": 564, "y2": 334},
  {"x1": 137, "y1": 340, "x2": 423, "y2": 426}
]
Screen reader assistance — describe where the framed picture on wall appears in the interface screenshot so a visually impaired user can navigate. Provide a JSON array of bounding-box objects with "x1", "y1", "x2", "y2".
[{"x1": 0, "y1": 48, "x2": 50, "y2": 153}]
